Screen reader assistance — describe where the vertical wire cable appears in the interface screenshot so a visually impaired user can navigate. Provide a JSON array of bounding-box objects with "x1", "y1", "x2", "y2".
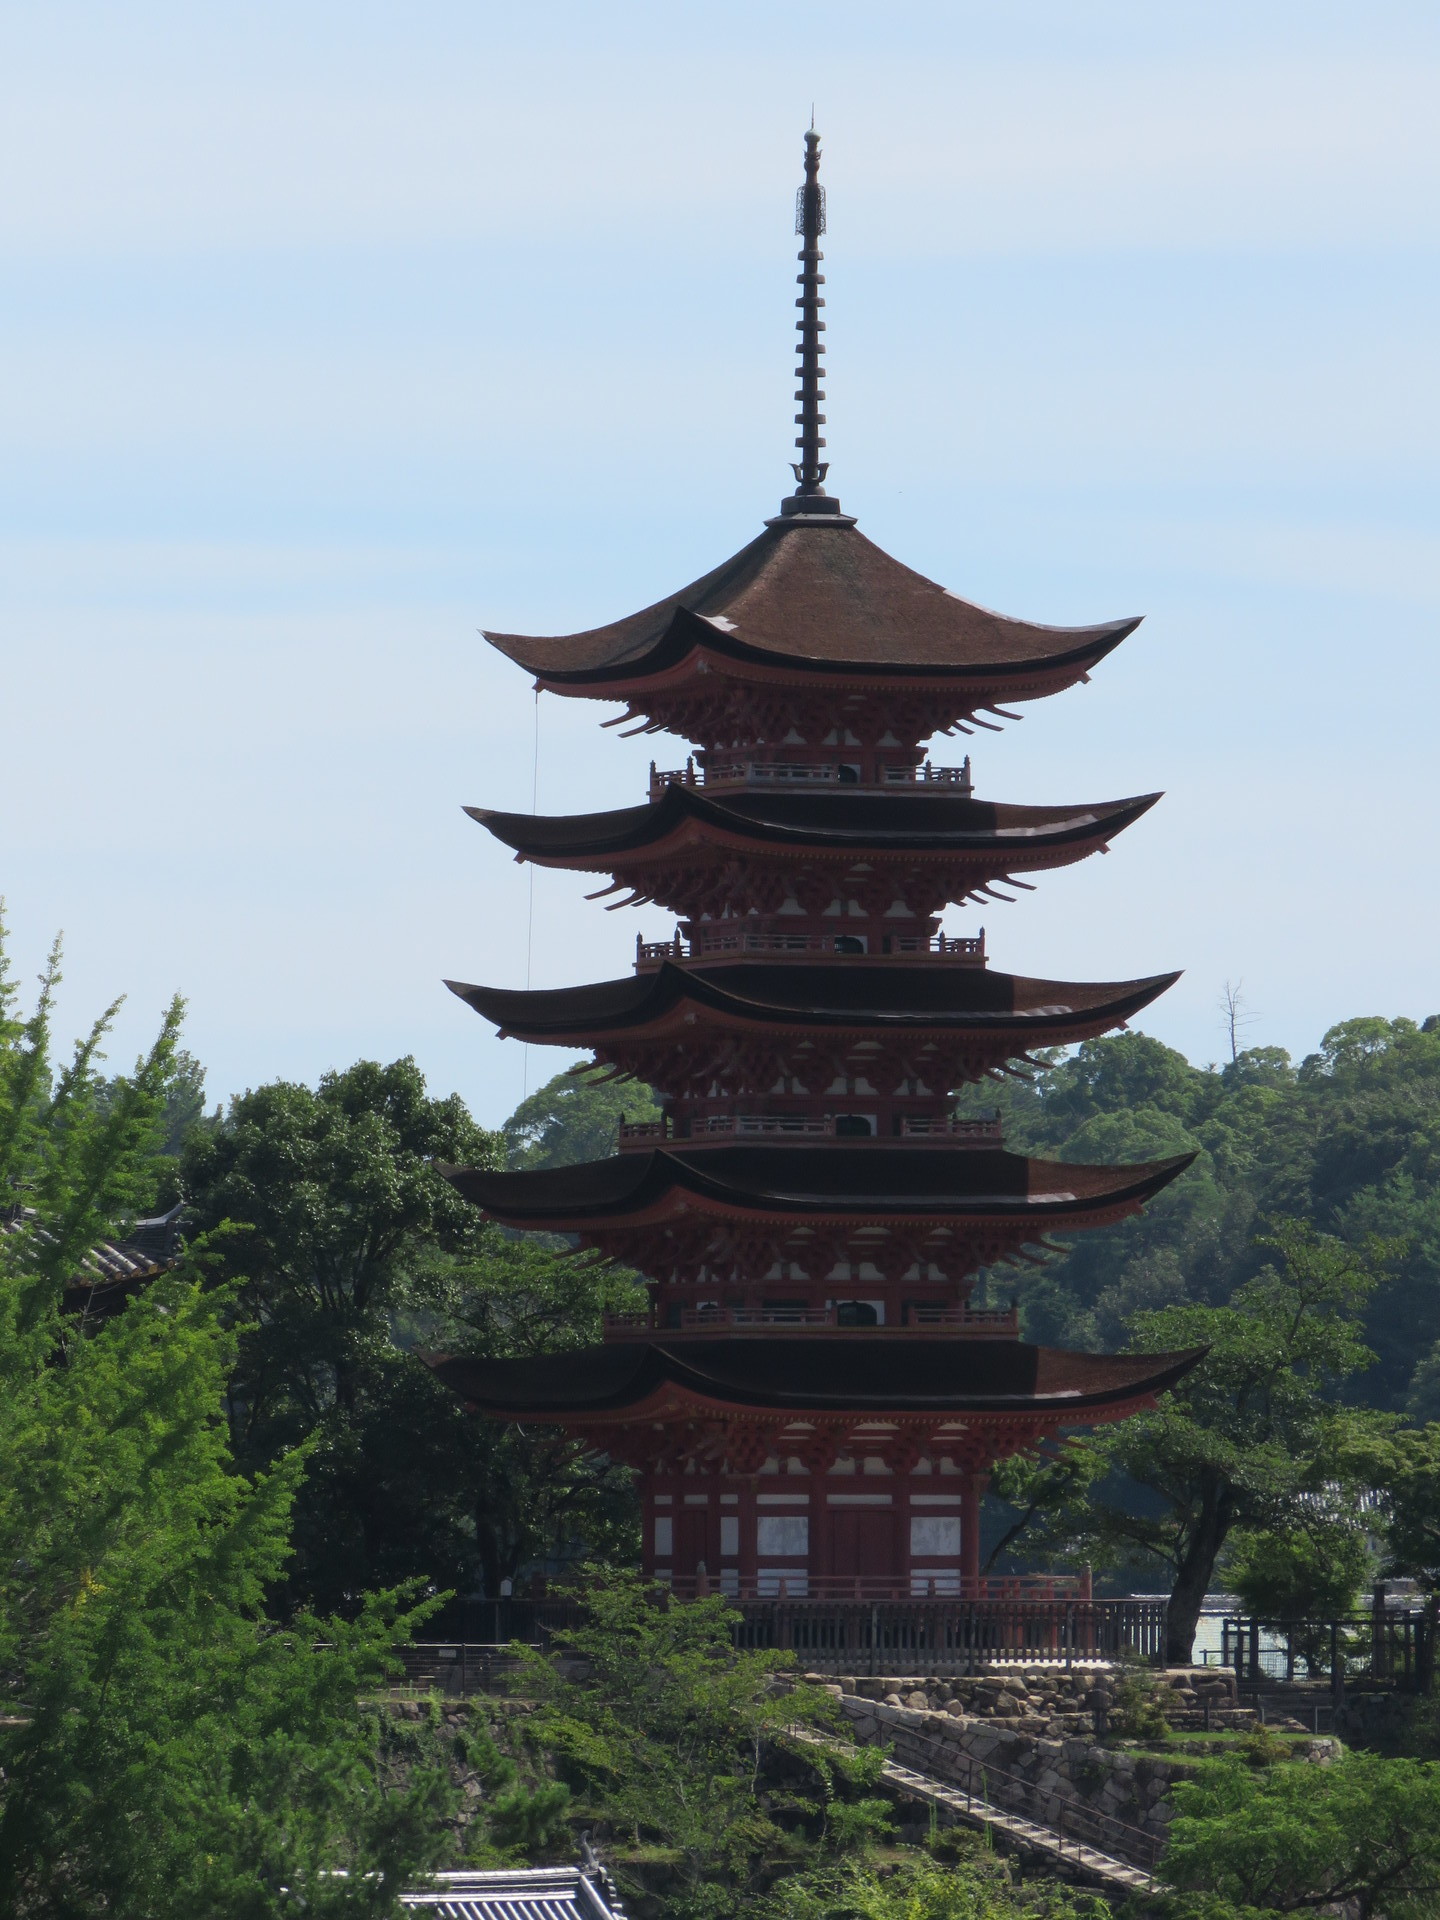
[{"x1": 522, "y1": 687, "x2": 539, "y2": 1099}]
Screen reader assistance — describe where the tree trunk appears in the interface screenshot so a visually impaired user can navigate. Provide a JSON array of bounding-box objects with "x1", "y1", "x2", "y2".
[{"x1": 1165, "y1": 1487, "x2": 1232, "y2": 1664}]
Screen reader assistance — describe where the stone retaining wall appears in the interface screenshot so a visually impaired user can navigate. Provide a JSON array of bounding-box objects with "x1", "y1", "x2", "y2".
[
  {"x1": 818, "y1": 1670, "x2": 1334, "y2": 1849},
  {"x1": 813, "y1": 1665, "x2": 1244, "y2": 1738}
]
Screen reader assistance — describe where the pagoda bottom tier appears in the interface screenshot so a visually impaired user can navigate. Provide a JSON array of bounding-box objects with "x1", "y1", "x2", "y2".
[{"x1": 426, "y1": 1336, "x2": 1199, "y2": 1598}]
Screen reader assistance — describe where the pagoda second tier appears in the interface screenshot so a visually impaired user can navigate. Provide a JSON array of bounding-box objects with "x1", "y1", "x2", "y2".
[
  {"x1": 427, "y1": 1338, "x2": 1202, "y2": 1469},
  {"x1": 446, "y1": 961, "x2": 1181, "y2": 1101},
  {"x1": 484, "y1": 526, "x2": 1140, "y2": 752},
  {"x1": 446, "y1": 1144, "x2": 1194, "y2": 1308},
  {"x1": 468, "y1": 785, "x2": 1159, "y2": 921}
]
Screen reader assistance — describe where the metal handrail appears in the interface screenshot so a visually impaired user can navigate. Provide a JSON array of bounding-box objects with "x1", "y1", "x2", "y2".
[{"x1": 863, "y1": 1716, "x2": 1162, "y2": 1878}]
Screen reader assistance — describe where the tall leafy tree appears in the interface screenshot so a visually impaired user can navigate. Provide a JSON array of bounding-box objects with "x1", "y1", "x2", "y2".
[
  {"x1": 503, "y1": 1065, "x2": 661, "y2": 1170},
  {"x1": 183, "y1": 1060, "x2": 641, "y2": 1608},
  {"x1": 991, "y1": 1223, "x2": 1387, "y2": 1661},
  {"x1": 0, "y1": 916, "x2": 449, "y2": 1917}
]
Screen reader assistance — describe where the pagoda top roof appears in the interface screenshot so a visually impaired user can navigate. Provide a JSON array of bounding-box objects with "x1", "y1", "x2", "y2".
[
  {"x1": 446, "y1": 962, "x2": 1180, "y2": 1040},
  {"x1": 468, "y1": 786, "x2": 1160, "y2": 865},
  {"x1": 447, "y1": 1144, "x2": 1194, "y2": 1229},
  {"x1": 426, "y1": 1335, "x2": 1202, "y2": 1420},
  {"x1": 485, "y1": 522, "x2": 1141, "y2": 688}
]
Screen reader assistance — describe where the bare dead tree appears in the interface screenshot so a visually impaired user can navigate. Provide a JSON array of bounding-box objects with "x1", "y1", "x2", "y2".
[{"x1": 1217, "y1": 978, "x2": 1259, "y2": 1063}]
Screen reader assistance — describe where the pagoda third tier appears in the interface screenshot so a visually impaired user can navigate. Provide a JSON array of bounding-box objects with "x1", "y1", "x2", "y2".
[
  {"x1": 447, "y1": 1144, "x2": 1194, "y2": 1332},
  {"x1": 446, "y1": 962, "x2": 1181, "y2": 1125},
  {"x1": 467, "y1": 783, "x2": 1159, "y2": 923}
]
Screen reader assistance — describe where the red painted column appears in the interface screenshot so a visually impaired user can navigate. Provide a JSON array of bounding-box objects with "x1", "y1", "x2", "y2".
[{"x1": 961, "y1": 1471, "x2": 990, "y2": 1596}]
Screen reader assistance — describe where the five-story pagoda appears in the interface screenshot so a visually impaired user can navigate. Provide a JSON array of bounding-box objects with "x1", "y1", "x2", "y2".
[{"x1": 431, "y1": 129, "x2": 1198, "y2": 1600}]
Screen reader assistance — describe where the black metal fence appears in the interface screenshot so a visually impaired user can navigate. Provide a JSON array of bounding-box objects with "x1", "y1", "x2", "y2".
[
  {"x1": 1221, "y1": 1609, "x2": 1434, "y2": 1695},
  {"x1": 397, "y1": 1595, "x2": 1168, "y2": 1690},
  {"x1": 733, "y1": 1596, "x2": 1167, "y2": 1674}
]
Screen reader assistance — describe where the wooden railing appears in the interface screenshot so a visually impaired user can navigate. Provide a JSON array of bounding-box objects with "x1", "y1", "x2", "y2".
[
  {"x1": 602, "y1": 1304, "x2": 1021, "y2": 1339},
  {"x1": 900, "y1": 1116, "x2": 1001, "y2": 1142},
  {"x1": 635, "y1": 928, "x2": 987, "y2": 967},
  {"x1": 616, "y1": 1113, "x2": 1002, "y2": 1151},
  {"x1": 647, "y1": 759, "x2": 974, "y2": 797}
]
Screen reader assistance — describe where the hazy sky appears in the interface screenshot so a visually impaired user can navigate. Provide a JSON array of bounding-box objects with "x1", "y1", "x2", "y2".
[{"x1": 3, "y1": 1, "x2": 1438, "y2": 1128}]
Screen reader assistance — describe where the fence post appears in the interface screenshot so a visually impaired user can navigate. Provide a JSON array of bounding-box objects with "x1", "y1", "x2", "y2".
[
  {"x1": 1248, "y1": 1618, "x2": 1260, "y2": 1688},
  {"x1": 1331, "y1": 1619, "x2": 1343, "y2": 1701}
]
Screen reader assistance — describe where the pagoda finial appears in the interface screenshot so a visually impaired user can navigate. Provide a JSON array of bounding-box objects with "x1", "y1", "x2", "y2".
[{"x1": 779, "y1": 123, "x2": 847, "y2": 521}]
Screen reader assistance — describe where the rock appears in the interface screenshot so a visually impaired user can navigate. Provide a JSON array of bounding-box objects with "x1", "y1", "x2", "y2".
[
  {"x1": 883, "y1": 1693, "x2": 903, "y2": 1707},
  {"x1": 907, "y1": 1690, "x2": 929, "y2": 1710}
]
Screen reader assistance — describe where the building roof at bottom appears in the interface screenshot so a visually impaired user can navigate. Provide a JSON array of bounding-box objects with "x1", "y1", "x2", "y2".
[
  {"x1": 400, "y1": 1867, "x2": 623, "y2": 1920},
  {"x1": 425, "y1": 1338, "x2": 1203, "y2": 1420}
]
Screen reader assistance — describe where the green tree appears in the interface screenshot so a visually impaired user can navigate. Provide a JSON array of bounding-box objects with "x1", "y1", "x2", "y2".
[
  {"x1": 510, "y1": 1572, "x2": 877, "y2": 1916},
  {"x1": 993, "y1": 1223, "x2": 1386, "y2": 1661},
  {"x1": 1160, "y1": 1750, "x2": 1440, "y2": 1917},
  {"x1": 756, "y1": 1854, "x2": 1108, "y2": 1920},
  {"x1": 183, "y1": 1061, "x2": 641, "y2": 1607},
  {"x1": 1225, "y1": 1518, "x2": 1373, "y2": 1621},
  {"x1": 503, "y1": 1066, "x2": 661, "y2": 1169},
  {"x1": 0, "y1": 918, "x2": 449, "y2": 1917}
]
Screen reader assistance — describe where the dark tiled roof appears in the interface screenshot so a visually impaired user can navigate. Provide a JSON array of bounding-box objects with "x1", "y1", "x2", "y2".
[
  {"x1": 1, "y1": 1203, "x2": 184, "y2": 1313},
  {"x1": 445, "y1": 1145, "x2": 1195, "y2": 1225},
  {"x1": 485, "y1": 522, "x2": 1139, "y2": 682},
  {"x1": 426, "y1": 1337, "x2": 1204, "y2": 1418},
  {"x1": 445, "y1": 963, "x2": 1181, "y2": 1039},
  {"x1": 467, "y1": 788, "x2": 1161, "y2": 863}
]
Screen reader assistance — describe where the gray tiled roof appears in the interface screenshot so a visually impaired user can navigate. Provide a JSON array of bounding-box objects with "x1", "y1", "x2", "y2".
[{"x1": 400, "y1": 1868, "x2": 623, "y2": 1920}]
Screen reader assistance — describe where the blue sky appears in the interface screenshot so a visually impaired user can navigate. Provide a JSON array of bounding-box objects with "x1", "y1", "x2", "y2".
[{"x1": 3, "y1": 1, "x2": 1437, "y2": 1128}]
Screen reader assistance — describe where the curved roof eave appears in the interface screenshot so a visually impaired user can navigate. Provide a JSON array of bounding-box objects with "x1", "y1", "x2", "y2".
[
  {"x1": 480, "y1": 523, "x2": 1142, "y2": 684},
  {"x1": 464, "y1": 788, "x2": 1163, "y2": 864},
  {"x1": 444, "y1": 966, "x2": 1184, "y2": 1040},
  {"x1": 422, "y1": 1338, "x2": 1206, "y2": 1419},
  {"x1": 443, "y1": 1147, "x2": 1198, "y2": 1225}
]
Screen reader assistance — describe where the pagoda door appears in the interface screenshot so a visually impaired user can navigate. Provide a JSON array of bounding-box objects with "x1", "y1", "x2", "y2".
[
  {"x1": 675, "y1": 1504, "x2": 714, "y2": 1581},
  {"x1": 827, "y1": 1505, "x2": 898, "y2": 1593}
]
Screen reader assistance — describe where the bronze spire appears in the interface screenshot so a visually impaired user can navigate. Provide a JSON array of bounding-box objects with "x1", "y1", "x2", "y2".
[{"x1": 779, "y1": 123, "x2": 849, "y2": 521}]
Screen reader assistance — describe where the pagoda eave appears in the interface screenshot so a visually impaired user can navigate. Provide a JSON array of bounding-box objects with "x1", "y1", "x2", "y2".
[
  {"x1": 423, "y1": 1337, "x2": 1204, "y2": 1425},
  {"x1": 466, "y1": 790, "x2": 1161, "y2": 866},
  {"x1": 444, "y1": 965, "x2": 1182, "y2": 1050},
  {"x1": 481, "y1": 523, "x2": 1142, "y2": 703},
  {"x1": 444, "y1": 1147, "x2": 1196, "y2": 1237}
]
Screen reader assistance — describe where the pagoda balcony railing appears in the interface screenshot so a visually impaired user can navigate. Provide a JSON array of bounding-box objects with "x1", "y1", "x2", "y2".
[
  {"x1": 602, "y1": 1304, "x2": 1021, "y2": 1339},
  {"x1": 618, "y1": 1113, "x2": 835, "y2": 1147},
  {"x1": 616, "y1": 1113, "x2": 1002, "y2": 1151},
  {"x1": 648, "y1": 759, "x2": 974, "y2": 798},
  {"x1": 663, "y1": 1570, "x2": 1091, "y2": 1603},
  {"x1": 635, "y1": 928, "x2": 986, "y2": 968},
  {"x1": 899, "y1": 1116, "x2": 1002, "y2": 1143}
]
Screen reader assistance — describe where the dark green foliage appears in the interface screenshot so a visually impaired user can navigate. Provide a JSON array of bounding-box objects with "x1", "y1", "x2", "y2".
[
  {"x1": 1225, "y1": 1518, "x2": 1373, "y2": 1619},
  {"x1": 754, "y1": 1854, "x2": 1110, "y2": 1920},
  {"x1": 182, "y1": 1059, "x2": 642, "y2": 1608},
  {"x1": 0, "y1": 918, "x2": 449, "y2": 1917},
  {"x1": 503, "y1": 1066, "x2": 661, "y2": 1169},
  {"x1": 990, "y1": 1224, "x2": 1386, "y2": 1659},
  {"x1": 507, "y1": 1571, "x2": 888, "y2": 1916},
  {"x1": 1158, "y1": 1750, "x2": 1440, "y2": 1916},
  {"x1": 958, "y1": 1019, "x2": 1440, "y2": 1412}
]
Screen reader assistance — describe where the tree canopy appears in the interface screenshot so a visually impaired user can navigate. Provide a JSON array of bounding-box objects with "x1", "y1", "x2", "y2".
[{"x1": 0, "y1": 919, "x2": 448, "y2": 1917}]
